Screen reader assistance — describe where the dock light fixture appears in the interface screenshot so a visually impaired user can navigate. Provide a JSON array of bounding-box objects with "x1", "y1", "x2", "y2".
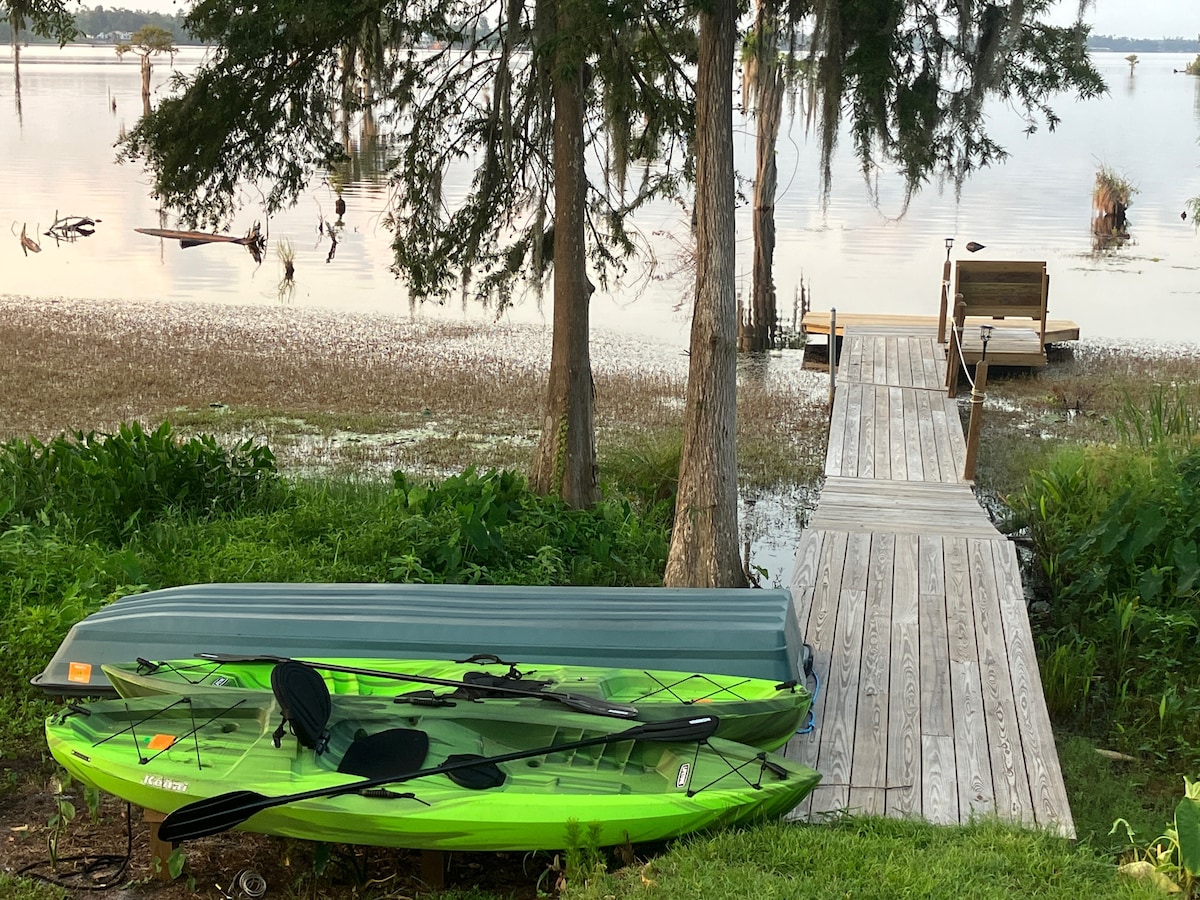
[
  {"x1": 980, "y1": 324, "x2": 994, "y2": 362},
  {"x1": 944, "y1": 237, "x2": 954, "y2": 261}
]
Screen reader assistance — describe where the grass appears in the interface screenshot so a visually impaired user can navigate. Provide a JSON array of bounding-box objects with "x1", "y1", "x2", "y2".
[{"x1": 562, "y1": 818, "x2": 1161, "y2": 900}]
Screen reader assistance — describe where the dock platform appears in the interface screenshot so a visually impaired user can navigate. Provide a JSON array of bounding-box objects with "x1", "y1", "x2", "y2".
[{"x1": 784, "y1": 326, "x2": 1074, "y2": 837}]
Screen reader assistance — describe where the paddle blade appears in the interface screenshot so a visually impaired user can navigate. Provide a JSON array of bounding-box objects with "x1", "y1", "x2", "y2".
[
  {"x1": 441, "y1": 754, "x2": 506, "y2": 790},
  {"x1": 554, "y1": 693, "x2": 639, "y2": 718},
  {"x1": 622, "y1": 715, "x2": 720, "y2": 743},
  {"x1": 158, "y1": 790, "x2": 271, "y2": 843}
]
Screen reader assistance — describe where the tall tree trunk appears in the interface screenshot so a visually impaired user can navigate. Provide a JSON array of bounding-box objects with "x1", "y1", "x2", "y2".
[
  {"x1": 12, "y1": 36, "x2": 22, "y2": 121},
  {"x1": 140, "y1": 54, "x2": 152, "y2": 116},
  {"x1": 529, "y1": 5, "x2": 599, "y2": 508},
  {"x1": 664, "y1": 0, "x2": 745, "y2": 588},
  {"x1": 747, "y1": 3, "x2": 782, "y2": 352}
]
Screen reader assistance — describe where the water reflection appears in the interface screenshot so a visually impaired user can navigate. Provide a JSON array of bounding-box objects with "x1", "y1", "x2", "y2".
[{"x1": 3, "y1": 45, "x2": 1200, "y2": 344}]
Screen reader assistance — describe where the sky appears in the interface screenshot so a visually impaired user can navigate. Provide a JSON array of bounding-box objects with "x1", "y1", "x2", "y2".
[{"x1": 125, "y1": 0, "x2": 1200, "y2": 42}]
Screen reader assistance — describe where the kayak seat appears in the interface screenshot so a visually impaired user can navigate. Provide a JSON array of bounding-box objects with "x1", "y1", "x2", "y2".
[
  {"x1": 337, "y1": 727, "x2": 430, "y2": 780},
  {"x1": 271, "y1": 661, "x2": 332, "y2": 755}
]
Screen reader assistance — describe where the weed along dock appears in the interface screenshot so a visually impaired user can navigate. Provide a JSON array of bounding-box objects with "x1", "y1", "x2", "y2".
[{"x1": 784, "y1": 320, "x2": 1075, "y2": 838}]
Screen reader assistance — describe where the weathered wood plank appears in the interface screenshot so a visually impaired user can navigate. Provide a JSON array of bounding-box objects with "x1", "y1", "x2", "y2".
[
  {"x1": 813, "y1": 532, "x2": 871, "y2": 810},
  {"x1": 889, "y1": 387, "x2": 908, "y2": 479},
  {"x1": 871, "y1": 385, "x2": 889, "y2": 478},
  {"x1": 824, "y1": 374, "x2": 850, "y2": 476},
  {"x1": 886, "y1": 533, "x2": 921, "y2": 817},
  {"x1": 885, "y1": 335, "x2": 901, "y2": 387},
  {"x1": 944, "y1": 537, "x2": 995, "y2": 819},
  {"x1": 786, "y1": 530, "x2": 849, "y2": 817},
  {"x1": 914, "y1": 388, "x2": 942, "y2": 481},
  {"x1": 896, "y1": 335, "x2": 915, "y2": 389},
  {"x1": 903, "y1": 387, "x2": 924, "y2": 481},
  {"x1": 843, "y1": 383, "x2": 865, "y2": 479},
  {"x1": 921, "y1": 735, "x2": 958, "y2": 825},
  {"x1": 850, "y1": 533, "x2": 894, "y2": 815},
  {"x1": 928, "y1": 394, "x2": 957, "y2": 484},
  {"x1": 991, "y1": 540, "x2": 1075, "y2": 836},
  {"x1": 968, "y1": 538, "x2": 1034, "y2": 826}
]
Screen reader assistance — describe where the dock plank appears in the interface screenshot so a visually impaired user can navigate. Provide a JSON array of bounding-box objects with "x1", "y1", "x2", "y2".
[
  {"x1": 886, "y1": 533, "x2": 921, "y2": 817},
  {"x1": 849, "y1": 533, "x2": 895, "y2": 816},
  {"x1": 969, "y1": 538, "x2": 1034, "y2": 825}
]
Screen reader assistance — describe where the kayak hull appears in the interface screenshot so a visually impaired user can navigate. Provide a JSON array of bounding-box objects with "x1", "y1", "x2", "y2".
[
  {"x1": 103, "y1": 656, "x2": 811, "y2": 752},
  {"x1": 46, "y1": 694, "x2": 820, "y2": 851}
]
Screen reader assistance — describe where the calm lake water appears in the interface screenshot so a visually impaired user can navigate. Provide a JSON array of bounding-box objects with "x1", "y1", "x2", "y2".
[{"x1": 3, "y1": 44, "x2": 1200, "y2": 349}]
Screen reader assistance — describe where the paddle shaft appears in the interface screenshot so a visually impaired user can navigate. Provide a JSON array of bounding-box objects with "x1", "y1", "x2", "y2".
[
  {"x1": 158, "y1": 714, "x2": 720, "y2": 842},
  {"x1": 194, "y1": 653, "x2": 639, "y2": 718}
]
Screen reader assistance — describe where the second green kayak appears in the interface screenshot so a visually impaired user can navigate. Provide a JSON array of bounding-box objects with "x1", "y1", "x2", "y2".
[{"x1": 103, "y1": 653, "x2": 811, "y2": 751}]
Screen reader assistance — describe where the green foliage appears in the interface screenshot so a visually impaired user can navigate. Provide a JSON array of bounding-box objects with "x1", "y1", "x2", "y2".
[
  {"x1": 561, "y1": 818, "x2": 1159, "y2": 900},
  {"x1": 1112, "y1": 778, "x2": 1200, "y2": 896},
  {"x1": 600, "y1": 434, "x2": 681, "y2": 509},
  {"x1": 0, "y1": 422, "x2": 281, "y2": 544},
  {"x1": 115, "y1": 23, "x2": 176, "y2": 58},
  {"x1": 1009, "y1": 389, "x2": 1200, "y2": 764},
  {"x1": 1056, "y1": 734, "x2": 1177, "y2": 856},
  {"x1": 562, "y1": 819, "x2": 606, "y2": 885},
  {"x1": 46, "y1": 776, "x2": 75, "y2": 868},
  {"x1": 0, "y1": 875, "x2": 65, "y2": 900},
  {"x1": 3, "y1": 0, "x2": 76, "y2": 46}
]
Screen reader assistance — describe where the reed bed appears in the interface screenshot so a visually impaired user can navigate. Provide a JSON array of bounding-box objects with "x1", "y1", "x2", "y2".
[{"x1": 0, "y1": 295, "x2": 826, "y2": 484}]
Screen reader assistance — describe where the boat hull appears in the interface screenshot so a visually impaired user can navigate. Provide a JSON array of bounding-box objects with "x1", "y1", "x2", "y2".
[
  {"x1": 46, "y1": 695, "x2": 819, "y2": 851},
  {"x1": 103, "y1": 656, "x2": 811, "y2": 751}
]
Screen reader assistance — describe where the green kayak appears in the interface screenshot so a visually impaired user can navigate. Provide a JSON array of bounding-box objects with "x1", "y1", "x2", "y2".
[
  {"x1": 102, "y1": 653, "x2": 811, "y2": 751},
  {"x1": 46, "y1": 684, "x2": 820, "y2": 851}
]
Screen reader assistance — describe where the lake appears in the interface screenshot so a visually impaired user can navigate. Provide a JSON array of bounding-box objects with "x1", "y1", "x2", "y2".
[{"x1": 3, "y1": 44, "x2": 1200, "y2": 350}]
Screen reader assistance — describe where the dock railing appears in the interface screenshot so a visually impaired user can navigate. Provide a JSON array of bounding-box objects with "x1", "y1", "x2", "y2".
[{"x1": 947, "y1": 304, "x2": 992, "y2": 481}]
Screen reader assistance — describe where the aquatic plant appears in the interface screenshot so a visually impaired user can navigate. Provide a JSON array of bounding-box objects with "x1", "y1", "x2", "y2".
[{"x1": 1092, "y1": 164, "x2": 1137, "y2": 246}]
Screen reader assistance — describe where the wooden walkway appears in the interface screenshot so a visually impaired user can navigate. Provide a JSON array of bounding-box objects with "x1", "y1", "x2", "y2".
[{"x1": 784, "y1": 326, "x2": 1074, "y2": 837}]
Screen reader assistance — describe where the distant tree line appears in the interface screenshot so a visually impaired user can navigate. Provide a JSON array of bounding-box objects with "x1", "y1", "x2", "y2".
[
  {"x1": 1087, "y1": 35, "x2": 1199, "y2": 53},
  {"x1": 0, "y1": 5, "x2": 199, "y2": 44}
]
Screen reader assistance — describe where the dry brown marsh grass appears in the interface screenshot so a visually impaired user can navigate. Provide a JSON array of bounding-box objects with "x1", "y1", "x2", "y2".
[{"x1": 0, "y1": 296, "x2": 826, "y2": 484}]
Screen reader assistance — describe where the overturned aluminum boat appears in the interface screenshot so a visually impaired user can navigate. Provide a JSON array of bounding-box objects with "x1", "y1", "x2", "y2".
[{"x1": 34, "y1": 582, "x2": 805, "y2": 697}]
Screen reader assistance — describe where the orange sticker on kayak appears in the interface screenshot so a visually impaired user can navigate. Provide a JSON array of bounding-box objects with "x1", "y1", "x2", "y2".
[
  {"x1": 146, "y1": 734, "x2": 176, "y2": 751},
  {"x1": 67, "y1": 662, "x2": 93, "y2": 684}
]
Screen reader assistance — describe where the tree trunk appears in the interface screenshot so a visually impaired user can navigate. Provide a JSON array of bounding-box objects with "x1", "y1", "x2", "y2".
[
  {"x1": 12, "y1": 37, "x2": 22, "y2": 121},
  {"x1": 141, "y1": 54, "x2": 152, "y2": 116},
  {"x1": 664, "y1": 0, "x2": 746, "y2": 588},
  {"x1": 529, "y1": 6, "x2": 599, "y2": 509},
  {"x1": 747, "y1": 4, "x2": 782, "y2": 352}
]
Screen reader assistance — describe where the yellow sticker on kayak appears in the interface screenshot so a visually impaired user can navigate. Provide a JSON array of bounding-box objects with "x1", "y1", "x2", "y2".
[
  {"x1": 67, "y1": 662, "x2": 92, "y2": 684},
  {"x1": 146, "y1": 734, "x2": 176, "y2": 751}
]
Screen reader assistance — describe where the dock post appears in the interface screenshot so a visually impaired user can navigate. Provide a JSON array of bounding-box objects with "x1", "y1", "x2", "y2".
[
  {"x1": 945, "y1": 297, "x2": 965, "y2": 396},
  {"x1": 938, "y1": 243, "x2": 952, "y2": 343},
  {"x1": 963, "y1": 339, "x2": 991, "y2": 480},
  {"x1": 143, "y1": 808, "x2": 174, "y2": 881},
  {"x1": 828, "y1": 307, "x2": 837, "y2": 410}
]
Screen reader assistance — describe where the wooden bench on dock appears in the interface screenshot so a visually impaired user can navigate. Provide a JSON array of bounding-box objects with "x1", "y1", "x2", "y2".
[{"x1": 942, "y1": 260, "x2": 1050, "y2": 371}]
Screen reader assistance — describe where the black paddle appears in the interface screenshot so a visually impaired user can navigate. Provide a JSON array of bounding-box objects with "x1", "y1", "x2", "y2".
[
  {"x1": 193, "y1": 653, "x2": 640, "y2": 719},
  {"x1": 157, "y1": 714, "x2": 720, "y2": 843}
]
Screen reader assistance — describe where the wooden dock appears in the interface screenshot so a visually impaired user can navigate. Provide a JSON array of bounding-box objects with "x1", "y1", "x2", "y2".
[
  {"x1": 784, "y1": 326, "x2": 1074, "y2": 837},
  {"x1": 801, "y1": 314, "x2": 1084, "y2": 348}
]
